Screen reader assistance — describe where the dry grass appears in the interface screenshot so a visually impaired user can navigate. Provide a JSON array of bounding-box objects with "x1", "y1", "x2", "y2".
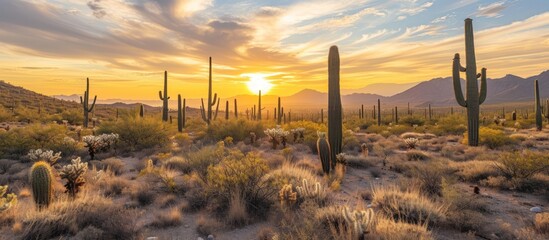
[
  {"x1": 101, "y1": 157, "x2": 125, "y2": 175},
  {"x1": 535, "y1": 212, "x2": 549, "y2": 234},
  {"x1": 371, "y1": 216, "x2": 433, "y2": 240},
  {"x1": 226, "y1": 193, "x2": 249, "y2": 227},
  {"x1": 150, "y1": 207, "x2": 182, "y2": 228},
  {"x1": 196, "y1": 215, "x2": 224, "y2": 236},
  {"x1": 20, "y1": 192, "x2": 139, "y2": 239},
  {"x1": 371, "y1": 185, "x2": 447, "y2": 225},
  {"x1": 450, "y1": 160, "x2": 499, "y2": 182},
  {"x1": 264, "y1": 162, "x2": 321, "y2": 189},
  {"x1": 406, "y1": 150, "x2": 430, "y2": 161}
]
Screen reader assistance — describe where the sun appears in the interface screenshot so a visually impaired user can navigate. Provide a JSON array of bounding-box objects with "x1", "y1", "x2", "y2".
[{"x1": 245, "y1": 74, "x2": 273, "y2": 95}]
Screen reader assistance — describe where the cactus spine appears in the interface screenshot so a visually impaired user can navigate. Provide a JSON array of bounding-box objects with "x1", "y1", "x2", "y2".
[
  {"x1": 200, "y1": 57, "x2": 219, "y2": 125},
  {"x1": 452, "y1": 18, "x2": 487, "y2": 146},
  {"x1": 80, "y1": 78, "x2": 97, "y2": 128},
  {"x1": 158, "y1": 71, "x2": 170, "y2": 122},
  {"x1": 30, "y1": 162, "x2": 53, "y2": 209},
  {"x1": 328, "y1": 46, "x2": 342, "y2": 169},
  {"x1": 317, "y1": 132, "x2": 331, "y2": 175},
  {"x1": 535, "y1": 80, "x2": 542, "y2": 131}
]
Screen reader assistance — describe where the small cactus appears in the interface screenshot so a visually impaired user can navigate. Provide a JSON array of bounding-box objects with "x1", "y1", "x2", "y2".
[
  {"x1": 60, "y1": 157, "x2": 88, "y2": 198},
  {"x1": 27, "y1": 149, "x2": 62, "y2": 165},
  {"x1": 296, "y1": 179, "x2": 326, "y2": 204},
  {"x1": 279, "y1": 184, "x2": 297, "y2": 208},
  {"x1": 317, "y1": 131, "x2": 331, "y2": 175},
  {"x1": 30, "y1": 161, "x2": 54, "y2": 209},
  {"x1": 264, "y1": 127, "x2": 289, "y2": 149},
  {"x1": 341, "y1": 207, "x2": 375, "y2": 237},
  {"x1": 0, "y1": 185, "x2": 17, "y2": 212},
  {"x1": 404, "y1": 138, "x2": 419, "y2": 149}
]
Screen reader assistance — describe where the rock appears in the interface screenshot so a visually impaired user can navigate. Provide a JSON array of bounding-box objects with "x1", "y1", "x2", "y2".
[
  {"x1": 197, "y1": 238, "x2": 204, "y2": 240},
  {"x1": 530, "y1": 207, "x2": 542, "y2": 213},
  {"x1": 207, "y1": 235, "x2": 214, "y2": 240},
  {"x1": 473, "y1": 186, "x2": 480, "y2": 194}
]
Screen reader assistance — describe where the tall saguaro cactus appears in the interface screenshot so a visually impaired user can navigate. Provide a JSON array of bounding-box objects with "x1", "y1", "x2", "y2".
[
  {"x1": 80, "y1": 78, "x2": 97, "y2": 128},
  {"x1": 328, "y1": 46, "x2": 342, "y2": 169},
  {"x1": 258, "y1": 90, "x2": 265, "y2": 120},
  {"x1": 177, "y1": 95, "x2": 184, "y2": 132},
  {"x1": 159, "y1": 71, "x2": 170, "y2": 122},
  {"x1": 377, "y1": 99, "x2": 381, "y2": 126},
  {"x1": 234, "y1": 99, "x2": 238, "y2": 118},
  {"x1": 225, "y1": 100, "x2": 229, "y2": 120},
  {"x1": 452, "y1": 18, "x2": 487, "y2": 146},
  {"x1": 200, "y1": 57, "x2": 219, "y2": 125},
  {"x1": 535, "y1": 80, "x2": 543, "y2": 131},
  {"x1": 277, "y1": 97, "x2": 282, "y2": 125}
]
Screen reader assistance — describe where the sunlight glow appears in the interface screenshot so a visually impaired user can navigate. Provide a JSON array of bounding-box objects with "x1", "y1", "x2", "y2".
[{"x1": 245, "y1": 74, "x2": 273, "y2": 95}]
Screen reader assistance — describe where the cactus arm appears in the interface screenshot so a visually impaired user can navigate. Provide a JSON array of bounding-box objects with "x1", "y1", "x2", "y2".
[
  {"x1": 211, "y1": 93, "x2": 218, "y2": 106},
  {"x1": 452, "y1": 53, "x2": 467, "y2": 107},
  {"x1": 80, "y1": 96, "x2": 83, "y2": 104},
  {"x1": 214, "y1": 98, "x2": 220, "y2": 120},
  {"x1": 159, "y1": 91, "x2": 164, "y2": 100},
  {"x1": 87, "y1": 95, "x2": 97, "y2": 112},
  {"x1": 200, "y1": 98, "x2": 207, "y2": 121},
  {"x1": 478, "y1": 68, "x2": 487, "y2": 105}
]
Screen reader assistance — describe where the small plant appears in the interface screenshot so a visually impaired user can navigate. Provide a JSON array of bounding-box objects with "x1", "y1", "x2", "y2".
[
  {"x1": 0, "y1": 185, "x2": 17, "y2": 212},
  {"x1": 406, "y1": 150, "x2": 430, "y2": 161},
  {"x1": 361, "y1": 143, "x2": 369, "y2": 156},
  {"x1": 403, "y1": 138, "x2": 419, "y2": 149},
  {"x1": 250, "y1": 132, "x2": 257, "y2": 144},
  {"x1": 29, "y1": 161, "x2": 54, "y2": 209},
  {"x1": 341, "y1": 207, "x2": 375, "y2": 237},
  {"x1": 139, "y1": 159, "x2": 179, "y2": 192},
  {"x1": 279, "y1": 184, "x2": 297, "y2": 208},
  {"x1": 27, "y1": 149, "x2": 62, "y2": 165},
  {"x1": 336, "y1": 153, "x2": 347, "y2": 166},
  {"x1": 82, "y1": 133, "x2": 119, "y2": 159},
  {"x1": 295, "y1": 179, "x2": 326, "y2": 205},
  {"x1": 291, "y1": 128, "x2": 305, "y2": 143},
  {"x1": 494, "y1": 150, "x2": 549, "y2": 180},
  {"x1": 60, "y1": 157, "x2": 88, "y2": 198},
  {"x1": 264, "y1": 126, "x2": 290, "y2": 149},
  {"x1": 317, "y1": 131, "x2": 332, "y2": 174}
]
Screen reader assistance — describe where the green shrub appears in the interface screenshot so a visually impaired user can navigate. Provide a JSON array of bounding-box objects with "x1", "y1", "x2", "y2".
[
  {"x1": 97, "y1": 117, "x2": 169, "y2": 151},
  {"x1": 432, "y1": 115, "x2": 467, "y2": 136},
  {"x1": 206, "y1": 119, "x2": 264, "y2": 142},
  {"x1": 400, "y1": 115, "x2": 425, "y2": 126},
  {"x1": 495, "y1": 151, "x2": 549, "y2": 180},
  {"x1": 0, "y1": 124, "x2": 70, "y2": 158},
  {"x1": 463, "y1": 127, "x2": 516, "y2": 149}
]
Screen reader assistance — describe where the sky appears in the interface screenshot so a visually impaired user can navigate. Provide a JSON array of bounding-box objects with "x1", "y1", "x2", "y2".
[{"x1": 0, "y1": 0, "x2": 548, "y2": 100}]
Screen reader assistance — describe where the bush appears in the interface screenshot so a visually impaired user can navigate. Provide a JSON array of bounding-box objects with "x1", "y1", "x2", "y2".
[
  {"x1": 535, "y1": 212, "x2": 549, "y2": 234},
  {"x1": 495, "y1": 151, "x2": 549, "y2": 180},
  {"x1": 206, "y1": 119, "x2": 264, "y2": 142},
  {"x1": 97, "y1": 117, "x2": 169, "y2": 151},
  {"x1": 206, "y1": 151, "x2": 273, "y2": 217},
  {"x1": 432, "y1": 115, "x2": 467, "y2": 136},
  {"x1": 371, "y1": 216, "x2": 433, "y2": 240},
  {"x1": 463, "y1": 127, "x2": 516, "y2": 149},
  {"x1": 150, "y1": 207, "x2": 182, "y2": 228},
  {"x1": 184, "y1": 142, "x2": 226, "y2": 178},
  {"x1": 400, "y1": 115, "x2": 425, "y2": 126},
  {"x1": 406, "y1": 150, "x2": 430, "y2": 161},
  {"x1": 372, "y1": 185, "x2": 447, "y2": 225},
  {"x1": 0, "y1": 124, "x2": 73, "y2": 158}
]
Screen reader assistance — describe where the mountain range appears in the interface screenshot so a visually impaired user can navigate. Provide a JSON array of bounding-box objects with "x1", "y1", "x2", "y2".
[{"x1": 45, "y1": 70, "x2": 549, "y2": 109}]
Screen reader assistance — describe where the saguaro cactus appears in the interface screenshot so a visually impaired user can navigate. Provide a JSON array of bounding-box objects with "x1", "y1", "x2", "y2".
[
  {"x1": 80, "y1": 78, "x2": 97, "y2": 128},
  {"x1": 234, "y1": 99, "x2": 238, "y2": 118},
  {"x1": 225, "y1": 100, "x2": 229, "y2": 120},
  {"x1": 258, "y1": 90, "x2": 265, "y2": 120},
  {"x1": 30, "y1": 162, "x2": 53, "y2": 209},
  {"x1": 328, "y1": 46, "x2": 342, "y2": 169},
  {"x1": 317, "y1": 132, "x2": 331, "y2": 175},
  {"x1": 277, "y1": 97, "x2": 282, "y2": 125},
  {"x1": 377, "y1": 99, "x2": 381, "y2": 126},
  {"x1": 200, "y1": 57, "x2": 219, "y2": 125},
  {"x1": 159, "y1": 71, "x2": 170, "y2": 122},
  {"x1": 177, "y1": 95, "x2": 184, "y2": 132},
  {"x1": 452, "y1": 18, "x2": 487, "y2": 146},
  {"x1": 139, "y1": 104, "x2": 144, "y2": 118},
  {"x1": 535, "y1": 80, "x2": 543, "y2": 131}
]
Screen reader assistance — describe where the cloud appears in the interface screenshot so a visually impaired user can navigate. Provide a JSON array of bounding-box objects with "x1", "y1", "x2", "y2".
[
  {"x1": 400, "y1": 1, "x2": 433, "y2": 15},
  {"x1": 297, "y1": 8, "x2": 386, "y2": 32},
  {"x1": 87, "y1": 0, "x2": 106, "y2": 18},
  {"x1": 431, "y1": 14, "x2": 452, "y2": 23},
  {"x1": 353, "y1": 29, "x2": 389, "y2": 44},
  {"x1": 476, "y1": 1, "x2": 506, "y2": 18}
]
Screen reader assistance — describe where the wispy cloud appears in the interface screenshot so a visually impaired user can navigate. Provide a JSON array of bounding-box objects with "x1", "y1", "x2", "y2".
[
  {"x1": 476, "y1": 1, "x2": 507, "y2": 18},
  {"x1": 400, "y1": 1, "x2": 434, "y2": 15}
]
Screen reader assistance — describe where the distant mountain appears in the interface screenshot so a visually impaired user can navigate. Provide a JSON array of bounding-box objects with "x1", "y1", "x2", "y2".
[
  {"x1": 0, "y1": 80, "x2": 79, "y2": 114},
  {"x1": 342, "y1": 82, "x2": 419, "y2": 96}
]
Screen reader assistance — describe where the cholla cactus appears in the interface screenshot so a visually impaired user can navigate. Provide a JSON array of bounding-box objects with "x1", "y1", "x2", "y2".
[
  {"x1": 264, "y1": 126, "x2": 290, "y2": 149},
  {"x1": 336, "y1": 153, "x2": 347, "y2": 165},
  {"x1": 404, "y1": 138, "x2": 419, "y2": 149},
  {"x1": 361, "y1": 143, "x2": 369, "y2": 157},
  {"x1": 296, "y1": 179, "x2": 326, "y2": 204},
  {"x1": 60, "y1": 157, "x2": 88, "y2": 198},
  {"x1": 27, "y1": 149, "x2": 62, "y2": 165},
  {"x1": 341, "y1": 207, "x2": 375, "y2": 237},
  {"x1": 82, "y1": 133, "x2": 119, "y2": 160},
  {"x1": 250, "y1": 132, "x2": 257, "y2": 144},
  {"x1": 0, "y1": 185, "x2": 17, "y2": 212},
  {"x1": 290, "y1": 128, "x2": 305, "y2": 143},
  {"x1": 279, "y1": 184, "x2": 297, "y2": 208}
]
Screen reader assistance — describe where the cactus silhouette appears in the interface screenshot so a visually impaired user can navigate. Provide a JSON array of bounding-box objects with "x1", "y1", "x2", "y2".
[
  {"x1": 139, "y1": 104, "x2": 144, "y2": 118},
  {"x1": 535, "y1": 80, "x2": 543, "y2": 131},
  {"x1": 80, "y1": 78, "x2": 97, "y2": 128},
  {"x1": 452, "y1": 18, "x2": 487, "y2": 146},
  {"x1": 158, "y1": 71, "x2": 170, "y2": 122},
  {"x1": 200, "y1": 57, "x2": 219, "y2": 125},
  {"x1": 30, "y1": 162, "x2": 53, "y2": 209},
  {"x1": 328, "y1": 46, "x2": 342, "y2": 169},
  {"x1": 177, "y1": 94, "x2": 185, "y2": 132}
]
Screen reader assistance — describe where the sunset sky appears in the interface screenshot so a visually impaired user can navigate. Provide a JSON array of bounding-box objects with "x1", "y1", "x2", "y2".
[{"x1": 0, "y1": 0, "x2": 548, "y2": 100}]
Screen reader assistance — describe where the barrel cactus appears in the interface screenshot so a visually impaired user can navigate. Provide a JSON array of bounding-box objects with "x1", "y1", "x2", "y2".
[
  {"x1": 452, "y1": 18, "x2": 487, "y2": 146},
  {"x1": 30, "y1": 162, "x2": 54, "y2": 209},
  {"x1": 328, "y1": 46, "x2": 342, "y2": 169},
  {"x1": 317, "y1": 131, "x2": 331, "y2": 175}
]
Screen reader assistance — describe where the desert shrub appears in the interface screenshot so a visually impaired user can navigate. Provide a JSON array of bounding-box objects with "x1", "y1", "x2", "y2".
[
  {"x1": 101, "y1": 158, "x2": 125, "y2": 175},
  {"x1": 132, "y1": 185, "x2": 155, "y2": 206},
  {"x1": 442, "y1": 179, "x2": 490, "y2": 232},
  {"x1": 227, "y1": 193, "x2": 249, "y2": 227},
  {"x1": 97, "y1": 117, "x2": 169, "y2": 151},
  {"x1": 206, "y1": 119, "x2": 264, "y2": 142},
  {"x1": 22, "y1": 194, "x2": 139, "y2": 239},
  {"x1": 264, "y1": 162, "x2": 321, "y2": 189},
  {"x1": 343, "y1": 130, "x2": 361, "y2": 151},
  {"x1": 196, "y1": 215, "x2": 223, "y2": 236},
  {"x1": 184, "y1": 141, "x2": 226, "y2": 178},
  {"x1": 150, "y1": 207, "x2": 182, "y2": 228},
  {"x1": 463, "y1": 127, "x2": 516, "y2": 149},
  {"x1": 371, "y1": 216, "x2": 433, "y2": 240},
  {"x1": 451, "y1": 160, "x2": 499, "y2": 182},
  {"x1": 406, "y1": 150, "x2": 430, "y2": 161},
  {"x1": 98, "y1": 175, "x2": 131, "y2": 196},
  {"x1": 535, "y1": 212, "x2": 549, "y2": 234},
  {"x1": 61, "y1": 109, "x2": 84, "y2": 125},
  {"x1": 400, "y1": 115, "x2": 425, "y2": 126},
  {"x1": 206, "y1": 151, "x2": 273, "y2": 218},
  {"x1": 372, "y1": 185, "x2": 447, "y2": 225},
  {"x1": 494, "y1": 150, "x2": 549, "y2": 180},
  {"x1": 413, "y1": 161, "x2": 448, "y2": 197},
  {"x1": 346, "y1": 155, "x2": 376, "y2": 169},
  {"x1": 432, "y1": 115, "x2": 467, "y2": 136},
  {"x1": 0, "y1": 124, "x2": 69, "y2": 158},
  {"x1": 286, "y1": 121, "x2": 327, "y2": 153}
]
